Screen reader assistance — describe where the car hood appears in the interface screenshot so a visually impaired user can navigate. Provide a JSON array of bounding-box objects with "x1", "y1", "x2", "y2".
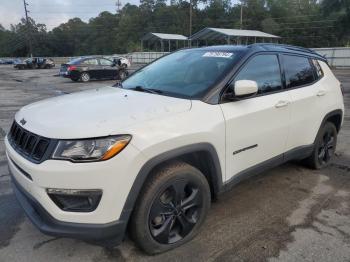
[{"x1": 15, "y1": 86, "x2": 192, "y2": 139}]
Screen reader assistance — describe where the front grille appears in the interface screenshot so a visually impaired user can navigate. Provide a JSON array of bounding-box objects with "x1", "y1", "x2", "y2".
[{"x1": 8, "y1": 121, "x2": 52, "y2": 163}]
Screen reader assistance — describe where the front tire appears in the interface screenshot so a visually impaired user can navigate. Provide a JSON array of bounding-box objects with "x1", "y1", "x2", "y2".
[
  {"x1": 119, "y1": 70, "x2": 128, "y2": 80},
  {"x1": 304, "y1": 122, "x2": 337, "y2": 169},
  {"x1": 130, "y1": 161, "x2": 211, "y2": 254},
  {"x1": 80, "y1": 72, "x2": 90, "y2": 82}
]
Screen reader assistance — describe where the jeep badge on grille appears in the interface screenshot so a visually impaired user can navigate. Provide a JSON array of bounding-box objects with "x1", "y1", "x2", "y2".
[{"x1": 20, "y1": 118, "x2": 26, "y2": 125}]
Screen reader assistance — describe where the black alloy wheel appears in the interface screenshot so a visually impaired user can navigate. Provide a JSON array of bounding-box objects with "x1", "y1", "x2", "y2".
[
  {"x1": 130, "y1": 161, "x2": 211, "y2": 254},
  {"x1": 317, "y1": 126, "x2": 336, "y2": 166},
  {"x1": 304, "y1": 122, "x2": 337, "y2": 169},
  {"x1": 149, "y1": 179, "x2": 202, "y2": 244}
]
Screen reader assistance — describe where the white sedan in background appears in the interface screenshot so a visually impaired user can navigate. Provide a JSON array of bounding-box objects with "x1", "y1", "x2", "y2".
[{"x1": 107, "y1": 55, "x2": 131, "y2": 68}]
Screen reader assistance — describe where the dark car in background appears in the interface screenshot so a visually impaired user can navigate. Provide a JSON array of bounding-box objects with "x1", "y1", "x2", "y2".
[
  {"x1": 14, "y1": 57, "x2": 55, "y2": 69},
  {"x1": 59, "y1": 56, "x2": 128, "y2": 82},
  {"x1": 0, "y1": 58, "x2": 16, "y2": 64}
]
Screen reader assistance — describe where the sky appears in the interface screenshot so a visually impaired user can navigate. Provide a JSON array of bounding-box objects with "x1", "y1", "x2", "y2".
[{"x1": 0, "y1": 0, "x2": 140, "y2": 30}]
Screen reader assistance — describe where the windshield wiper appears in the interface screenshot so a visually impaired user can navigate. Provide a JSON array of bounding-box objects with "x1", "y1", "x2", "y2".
[
  {"x1": 130, "y1": 86, "x2": 163, "y2": 94},
  {"x1": 113, "y1": 81, "x2": 123, "y2": 88}
]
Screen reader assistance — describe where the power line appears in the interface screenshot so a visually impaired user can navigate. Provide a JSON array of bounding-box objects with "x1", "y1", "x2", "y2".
[{"x1": 270, "y1": 14, "x2": 321, "y2": 20}]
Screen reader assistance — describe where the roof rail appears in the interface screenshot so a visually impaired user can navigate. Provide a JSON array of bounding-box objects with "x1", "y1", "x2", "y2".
[{"x1": 249, "y1": 43, "x2": 318, "y2": 55}]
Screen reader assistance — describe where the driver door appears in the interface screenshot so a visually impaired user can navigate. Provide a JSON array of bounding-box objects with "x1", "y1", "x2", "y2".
[
  {"x1": 99, "y1": 58, "x2": 116, "y2": 79},
  {"x1": 220, "y1": 54, "x2": 292, "y2": 182}
]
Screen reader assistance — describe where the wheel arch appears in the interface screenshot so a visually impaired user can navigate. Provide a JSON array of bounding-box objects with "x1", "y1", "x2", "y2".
[
  {"x1": 120, "y1": 143, "x2": 223, "y2": 223},
  {"x1": 321, "y1": 109, "x2": 343, "y2": 133}
]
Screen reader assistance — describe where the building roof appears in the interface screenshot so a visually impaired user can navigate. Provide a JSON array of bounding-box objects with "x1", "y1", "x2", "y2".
[
  {"x1": 141, "y1": 32, "x2": 188, "y2": 41},
  {"x1": 190, "y1": 27, "x2": 280, "y2": 40}
]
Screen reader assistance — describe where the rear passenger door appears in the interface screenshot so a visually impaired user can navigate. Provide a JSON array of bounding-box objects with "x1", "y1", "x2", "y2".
[
  {"x1": 83, "y1": 58, "x2": 100, "y2": 78},
  {"x1": 281, "y1": 55, "x2": 330, "y2": 152},
  {"x1": 220, "y1": 54, "x2": 292, "y2": 182}
]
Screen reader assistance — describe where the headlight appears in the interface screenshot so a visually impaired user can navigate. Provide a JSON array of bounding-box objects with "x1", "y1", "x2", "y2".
[{"x1": 52, "y1": 135, "x2": 131, "y2": 162}]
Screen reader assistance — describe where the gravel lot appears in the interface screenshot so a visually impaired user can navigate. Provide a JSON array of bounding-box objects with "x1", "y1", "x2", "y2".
[{"x1": 0, "y1": 65, "x2": 350, "y2": 262}]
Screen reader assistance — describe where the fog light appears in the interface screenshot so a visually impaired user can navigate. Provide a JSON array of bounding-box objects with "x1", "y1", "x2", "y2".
[{"x1": 47, "y1": 188, "x2": 102, "y2": 212}]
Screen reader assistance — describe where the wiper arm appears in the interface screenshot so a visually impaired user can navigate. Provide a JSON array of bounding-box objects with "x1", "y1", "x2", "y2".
[
  {"x1": 131, "y1": 86, "x2": 163, "y2": 94},
  {"x1": 113, "y1": 81, "x2": 123, "y2": 88}
]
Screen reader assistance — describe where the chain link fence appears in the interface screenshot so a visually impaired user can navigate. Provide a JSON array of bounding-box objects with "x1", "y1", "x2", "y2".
[
  {"x1": 0, "y1": 52, "x2": 168, "y2": 66},
  {"x1": 313, "y1": 47, "x2": 350, "y2": 68},
  {"x1": 1, "y1": 48, "x2": 349, "y2": 67}
]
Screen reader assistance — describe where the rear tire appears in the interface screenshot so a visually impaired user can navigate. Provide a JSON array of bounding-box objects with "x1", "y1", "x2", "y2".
[
  {"x1": 130, "y1": 161, "x2": 211, "y2": 254},
  {"x1": 304, "y1": 122, "x2": 337, "y2": 169},
  {"x1": 80, "y1": 72, "x2": 90, "y2": 82}
]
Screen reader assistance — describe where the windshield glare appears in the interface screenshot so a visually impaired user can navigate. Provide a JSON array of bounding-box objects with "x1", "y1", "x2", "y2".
[{"x1": 122, "y1": 50, "x2": 239, "y2": 99}]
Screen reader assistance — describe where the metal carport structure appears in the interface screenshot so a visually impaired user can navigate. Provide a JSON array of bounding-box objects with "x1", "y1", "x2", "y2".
[
  {"x1": 190, "y1": 27, "x2": 280, "y2": 46},
  {"x1": 141, "y1": 33, "x2": 188, "y2": 52}
]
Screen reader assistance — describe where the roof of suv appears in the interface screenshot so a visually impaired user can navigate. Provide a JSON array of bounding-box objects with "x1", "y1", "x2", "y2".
[{"x1": 196, "y1": 44, "x2": 327, "y2": 62}]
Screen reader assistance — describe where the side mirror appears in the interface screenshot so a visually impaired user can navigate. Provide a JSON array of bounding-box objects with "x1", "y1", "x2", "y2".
[{"x1": 234, "y1": 80, "x2": 258, "y2": 98}]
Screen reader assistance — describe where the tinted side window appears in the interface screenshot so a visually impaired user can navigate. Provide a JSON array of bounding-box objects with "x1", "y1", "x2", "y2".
[
  {"x1": 235, "y1": 55, "x2": 282, "y2": 94},
  {"x1": 100, "y1": 59, "x2": 113, "y2": 66},
  {"x1": 284, "y1": 55, "x2": 315, "y2": 88},
  {"x1": 83, "y1": 59, "x2": 98, "y2": 65}
]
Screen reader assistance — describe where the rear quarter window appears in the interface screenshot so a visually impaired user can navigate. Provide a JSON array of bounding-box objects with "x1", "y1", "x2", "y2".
[
  {"x1": 312, "y1": 59, "x2": 324, "y2": 79},
  {"x1": 283, "y1": 55, "x2": 315, "y2": 88}
]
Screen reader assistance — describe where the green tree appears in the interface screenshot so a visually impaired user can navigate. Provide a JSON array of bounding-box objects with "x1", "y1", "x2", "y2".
[
  {"x1": 1, "y1": 0, "x2": 350, "y2": 57},
  {"x1": 322, "y1": 0, "x2": 350, "y2": 46}
]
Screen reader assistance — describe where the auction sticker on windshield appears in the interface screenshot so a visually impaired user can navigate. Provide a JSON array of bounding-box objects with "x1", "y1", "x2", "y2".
[{"x1": 203, "y1": 52, "x2": 233, "y2": 58}]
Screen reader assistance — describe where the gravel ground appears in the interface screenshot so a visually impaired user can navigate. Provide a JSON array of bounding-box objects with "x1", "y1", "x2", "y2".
[{"x1": 0, "y1": 65, "x2": 350, "y2": 262}]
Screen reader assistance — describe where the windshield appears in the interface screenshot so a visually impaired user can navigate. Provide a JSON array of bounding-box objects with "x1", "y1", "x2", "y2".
[{"x1": 122, "y1": 49, "x2": 240, "y2": 99}]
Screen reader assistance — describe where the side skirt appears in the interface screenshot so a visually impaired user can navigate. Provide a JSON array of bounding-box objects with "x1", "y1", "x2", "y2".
[{"x1": 220, "y1": 144, "x2": 314, "y2": 194}]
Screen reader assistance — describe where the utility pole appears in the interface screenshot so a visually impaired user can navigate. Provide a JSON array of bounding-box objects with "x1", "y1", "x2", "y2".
[
  {"x1": 23, "y1": 0, "x2": 33, "y2": 57},
  {"x1": 240, "y1": 1, "x2": 243, "y2": 29},
  {"x1": 189, "y1": 0, "x2": 192, "y2": 47},
  {"x1": 116, "y1": 0, "x2": 122, "y2": 14}
]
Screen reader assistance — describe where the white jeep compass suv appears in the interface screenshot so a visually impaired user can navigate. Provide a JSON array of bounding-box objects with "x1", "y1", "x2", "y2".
[{"x1": 6, "y1": 44, "x2": 344, "y2": 254}]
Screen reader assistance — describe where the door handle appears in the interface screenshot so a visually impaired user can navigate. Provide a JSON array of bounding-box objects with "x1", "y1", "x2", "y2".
[
  {"x1": 275, "y1": 100, "x2": 290, "y2": 108},
  {"x1": 317, "y1": 90, "x2": 326, "y2": 97}
]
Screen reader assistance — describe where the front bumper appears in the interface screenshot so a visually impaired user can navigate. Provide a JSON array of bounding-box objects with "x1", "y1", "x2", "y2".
[
  {"x1": 11, "y1": 173, "x2": 126, "y2": 242},
  {"x1": 4, "y1": 135, "x2": 147, "y2": 242}
]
